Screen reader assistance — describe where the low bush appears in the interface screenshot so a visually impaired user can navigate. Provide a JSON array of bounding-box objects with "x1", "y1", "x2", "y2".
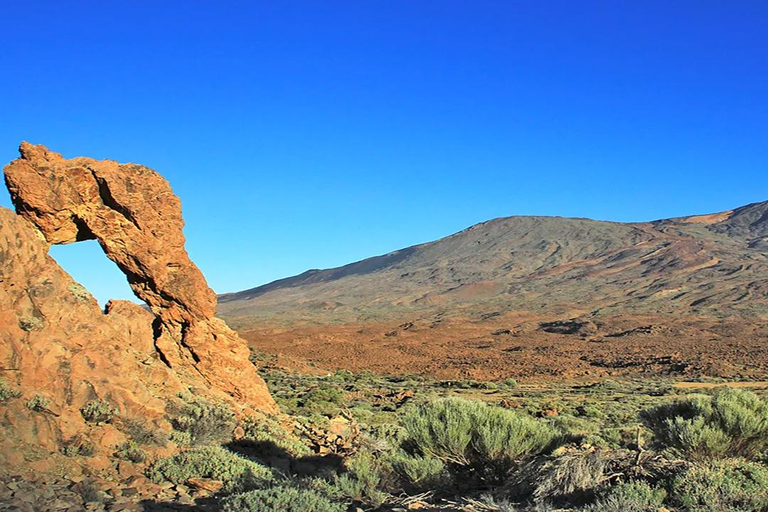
[
  {"x1": 670, "y1": 458, "x2": 768, "y2": 512},
  {"x1": 641, "y1": 387, "x2": 768, "y2": 460},
  {"x1": 301, "y1": 386, "x2": 345, "y2": 416},
  {"x1": 402, "y1": 397, "x2": 560, "y2": 484},
  {"x1": 81, "y1": 399, "x2": 115, "y2": 424},
  {"x1": 334, "y1": 451, "x2": 389, "y2": 507},
  {"x1": 240, "y1": 416, "x2": 311, "y2": 458},
  {"x1": 167, "y1": 394, "x2": 236, "y2": 445},
  {"x1": 115, "y1": 441, "x2": 147, "y2": 463},
  {"x1": 61, "y1": 435, "x2": 95, "y2": 457},
  {"x1": 390, "y1": 451, "x2": 452, "y2": 492},
  {"x1": 503, "y1": 378, "x2": 518, "y2": 389},
  {"x1": 148, "y1": 445, "x2": 272, "y2": 492},
  {"x1": 25, "y1": 395, "x2": 50, "y2": 412},
  {"x1": 222, "y1": 486, "x2": 345, "y2": 512},
  {"x1": 0, "y1": 380, "x2": 20, "y2": 403},
  {"x1": 121, "y1": 417, "x2": 169, "y2": 446},
  {"x1": 586, "y1": 481, "x2": 667, "y2": 512}
]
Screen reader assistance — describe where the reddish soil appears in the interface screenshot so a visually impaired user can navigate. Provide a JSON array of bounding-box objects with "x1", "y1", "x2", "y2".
[{"x1": 241, "y1": 313, "x2": 768, "y2": 382}]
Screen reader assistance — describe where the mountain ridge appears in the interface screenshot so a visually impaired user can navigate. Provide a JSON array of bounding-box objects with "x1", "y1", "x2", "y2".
[{"x1": 219, "y1": 200, "x2": 768, "y2": 328}]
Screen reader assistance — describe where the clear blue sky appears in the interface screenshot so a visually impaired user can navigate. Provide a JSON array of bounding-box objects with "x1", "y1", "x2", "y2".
[{"x1": 1, "y1": 1, "x2": 766, "y2": 305}]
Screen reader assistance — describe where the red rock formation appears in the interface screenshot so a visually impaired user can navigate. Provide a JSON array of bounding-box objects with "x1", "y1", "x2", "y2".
[
  {"x1": 5, "y1": 142, "x2": 215, "y2": 323},
  {"x1": 3, "y1": 143, "x2": 276, "y2": 413}
]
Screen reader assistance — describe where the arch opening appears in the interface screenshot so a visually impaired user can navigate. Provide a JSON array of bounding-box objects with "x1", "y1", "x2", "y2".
[{"x1": 49, "y1": 240, "x2": 142, "y2": 308}]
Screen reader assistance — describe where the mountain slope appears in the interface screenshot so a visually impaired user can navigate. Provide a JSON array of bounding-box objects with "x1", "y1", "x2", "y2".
[{"x1": 218, "y1": 201, "x2": 768, "y2": 328}]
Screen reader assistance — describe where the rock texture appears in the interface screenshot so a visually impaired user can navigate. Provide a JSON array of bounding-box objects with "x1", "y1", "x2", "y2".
[
  {"x1": 0, "y1": 143, "x2": 276, "y2": 479},
  {"x1": 4, "y1": 143, "x2": 275, "y2": 411}
]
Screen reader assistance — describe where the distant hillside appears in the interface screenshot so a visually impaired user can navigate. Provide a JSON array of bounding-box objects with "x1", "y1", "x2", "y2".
[{"x1": 218, "y1": 201, "x2": 768, "y2": 328}]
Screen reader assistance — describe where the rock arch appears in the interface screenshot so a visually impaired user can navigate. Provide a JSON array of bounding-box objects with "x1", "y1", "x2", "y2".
[{"x1": 3, "y1": 143, "x2": 275, "y2": 412}]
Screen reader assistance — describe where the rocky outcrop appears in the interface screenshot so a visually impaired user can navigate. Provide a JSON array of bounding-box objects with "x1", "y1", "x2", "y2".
[
  {"x1": 0, "y1": 143, "x2": 276, "y2": 477},
  {"x1": 4, "y1": 143, "x2": 275, "y2": 412}
]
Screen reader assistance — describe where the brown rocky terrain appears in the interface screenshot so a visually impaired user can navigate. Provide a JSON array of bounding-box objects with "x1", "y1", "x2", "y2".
[
  {"x1": 220, "y1": 199, "x2": 768, "y2": 381},
  {"x1": 0, "y1": 144, "x2": 275, "y2": 506}
]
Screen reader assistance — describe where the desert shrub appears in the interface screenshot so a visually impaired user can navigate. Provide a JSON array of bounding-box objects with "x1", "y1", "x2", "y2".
[
  {"x1": 167, "y1": 394, "x2": 236, "y2": 445},
  {"x1": 121, "y1": 417, "x2": 169, "y2": 446},
  {"x1": 586, "y1": 481, "x2": 667, "y2": 512},
  {"x1": 81, "y1": 399, "x2": 115, "y2": 423},
  {"x1": 302, "y1": 386, "x2": 345, "y2": 416},
  {"x1": 327, "y1": 370, "x2": 355, "y2": 383},
  {"x1": 390, "y1": 451, "x2": 452, "y2": 492},
  {"x1": 148, "y1": 445, "x2": 272, "y2": 492},
  {"x1": 115, "y1": 441, "x2": 147, "y2": 463},
  {"x1": 334, "y1": 451, "x2": 389, "y2": 507},
  {"x1": 503, "y1": 378, "x2": 518, "y2": 389},
  {"x1": 641, "y1": 388, "x2": 768, "y2": 459},
  {"x1": 0, "y1": 380, "x2": 20, "y2": 403},
  {"x1": 19, "y1": 316, "x2": 44, "y2": 331},
  {"x1": 531, "y1": 450, "x2": 607, "y2": 504},
  {"x1": 25, "y1": 395, "x2": 50, "y2": 412},
  {"x1": 576, "y1": 403, "x2": 606, "y2": 419},
  {"x1": 240, "y1": 416, "x2": 311, "y2": 457},
  {"x1": 61, "y1": 436, "x2": 95, "y2": 457},
  {"x1": 402, "y1": 397, "x2": 559, "y2": 484},
  {"x1": 670, "y1": 459, "x2": 768, "y2": 512},
  {"x1": 222, "y1": 486, "x2": 345, "y2": 512}
]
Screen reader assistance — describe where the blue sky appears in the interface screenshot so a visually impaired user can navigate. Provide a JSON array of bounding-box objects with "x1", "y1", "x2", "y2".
[{"x1": 1, "y1": 1, "x2": 766, "y2": 305}]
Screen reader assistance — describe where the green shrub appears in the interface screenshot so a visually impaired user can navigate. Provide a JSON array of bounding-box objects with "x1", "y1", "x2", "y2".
[
  {"x1": 115, "y1": 441, "x2": 147, "y2": 463},
  {"x1": 587, "y1": 481, "x2": 667, "y2": 512},
  {"x1": 148, "y1": 445, "x2": 272, "y2": 492},
  {"x1": 671, "y1": 459, "x2": 768, "y2": 512},
  {"x1": 641, "y1": 388, "x2": 768, "y2": 459},
  {"x1": 25, "y1": 395, "x2": 50, "y2": 412},
  {"x1": 81, "y1": 399, "x2": 115, "y2": 424},
  {"x1": 503, "y1": 378, "x2": 518, "y2": 389},
  {"x1": 61, "y1": 436, "x2": 95, "y2": 457},
  {"x1": 402, "y1": 397, "x2": 559, "y2": 484},
  {"x1": 0, "y1": 380, "x2": 20, "y2": 403},
  {"x1": 167, "y1": 394, "x2": 236, "y2": 445},
  {"x1": 240, "y1": 416, "x2": 311, "y2": 457},
  {"x1": 222, "y1": 486, "x2": 345, "y2": 512},
  {"x1": 121, "y1": 417, "x2": 169, "y2": 446},
  {"x1": 390, "y1": 451, "x2": 452, "y2": 492},
  {"x1": 334, "y1": 451, "x2": 389, "y2": 507},
  {"x1": 301, "y1": 386, "x2": 345, "y2": 416}
]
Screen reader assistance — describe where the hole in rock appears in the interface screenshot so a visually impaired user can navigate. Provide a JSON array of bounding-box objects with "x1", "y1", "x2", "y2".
[{"x1": 49, "y1": 240, "x2": 142, "y2": 308}]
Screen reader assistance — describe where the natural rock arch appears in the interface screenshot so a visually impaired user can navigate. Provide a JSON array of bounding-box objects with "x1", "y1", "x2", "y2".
[{"x1": 3, "y1": 143, "x2": 275, "y2": 412}]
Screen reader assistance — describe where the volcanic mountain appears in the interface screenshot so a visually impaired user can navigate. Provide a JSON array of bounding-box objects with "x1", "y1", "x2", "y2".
[
  {"x1": 220, "y1": 201, "x2": 768, "y2": 326},
  {"x1": 219, "y1": 201, "x2": 768, "y2": 381}
]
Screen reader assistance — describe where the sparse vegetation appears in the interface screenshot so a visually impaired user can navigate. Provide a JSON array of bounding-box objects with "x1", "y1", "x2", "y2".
[
  {"x1": 0, "y1": 380, "x2": 21, "y2": 403},
  {"x1": 121, "y1": 417, "x2": 169, "y2": 446},
  {"x1": 586, "y1": 481, "x2": 667, "y2": 512},
  {"x1": 13, "y1": 362, "x2": 768, "y2": 511},
  {"x1": 642, "y1": 387, "x2": 768, "y2": 459},
  {"x1": 222, "y1": 486, "x2": 345, "y2": 512},
  {"x1": 334, "y1": 451, "x2": 389, "y2": 507},
  {"x1": 80, "y1": 399, "x2": 115, "y2": 423},
  {"x1": 670, "y1": 458, "x2": 768, "y2": 511},
  {"x1": 401, "y1": 397, "x2": 560, "y2": 485},
  {"x1": 167, "y1": 393, "x2": 236, "y2": 445},
  {"x1": 148, "y1": 445, "x2": 273, "y2": 492},
  {"x1": 25, "y1": 394, "x2": 50, "y2": 412},
  {"x1": 61, "y1": 436, "x2": 95, "y2": 457},
  {"x1": 18, "y1": 316, "x2": 44, "y2": 331},
  {"x1": 114, "y1": 441, "x2": 147, "y2": 463},
  {"x1": 239, "y1": 415, "x2": 311, "y2": 457}
]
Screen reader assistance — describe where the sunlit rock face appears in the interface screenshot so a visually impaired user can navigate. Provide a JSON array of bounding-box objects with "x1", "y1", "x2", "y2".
[{"x1": 0, "y1": 143, "x2": 276, "y2": 475}]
